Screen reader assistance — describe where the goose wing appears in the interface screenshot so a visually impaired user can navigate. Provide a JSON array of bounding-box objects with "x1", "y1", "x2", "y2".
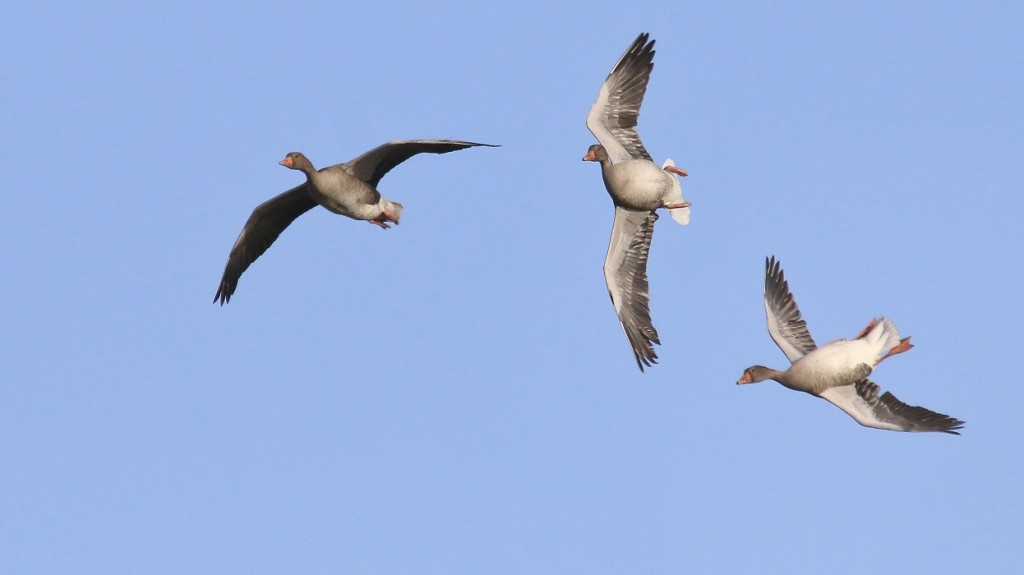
[
  {"x1": 586, "y1": 33, "x2": 656, "y2": 164},
  {"x1": 819, "y1": 379, "x2": 965, "y2": 434},
  {"x1": 764, "y1": 256, "x2": 818, "y2": 363},
  {"x1": 604, "y1": 206, "x2": 661, "y2": 370},
  {"x1": 214, "y1": 185, "x2": 317, "y2": 305},
  {"x1": 344, "y1": 140, "x2": 497, "y2": 187}
]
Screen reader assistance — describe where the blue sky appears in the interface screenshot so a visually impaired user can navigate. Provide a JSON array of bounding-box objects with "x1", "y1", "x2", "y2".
[{"x1": 3, "y1": 1, "x2": 1022, "y2": 573}]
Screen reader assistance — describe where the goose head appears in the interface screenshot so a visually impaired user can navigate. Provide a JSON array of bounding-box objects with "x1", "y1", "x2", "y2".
[{"x1": 582, "y1": 144, "x2": 609, "y2": 164}]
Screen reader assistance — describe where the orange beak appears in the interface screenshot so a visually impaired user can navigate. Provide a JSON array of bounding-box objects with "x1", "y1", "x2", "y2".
[
  {"x1": 279, "y1": 157, "x2": 293, "y2": 168},
  {"x1": 582, "y1": 150, "x2": 596, "y2": 161},
  {"x1": 736, "y1": 372, "x2": 752, "y2": 385}
]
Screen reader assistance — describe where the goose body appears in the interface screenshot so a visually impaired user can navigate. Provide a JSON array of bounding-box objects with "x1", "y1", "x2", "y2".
[
  {"x1": 301, "y1": 163, "x2": 398, "y2": 222},
  {"x1": 599, "y1": 159, "x2": 684, "y2": 212},
  {"x1": 738, "y1": 256, "x2": 964, "y2": 434}
]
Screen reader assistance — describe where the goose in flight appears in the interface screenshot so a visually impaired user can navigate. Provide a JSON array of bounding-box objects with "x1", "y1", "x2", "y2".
[
  {"x1": 737, "y1": 256, "x2": 964, "y2": 434},
  {"x1": 214, "y1": 139, "x2": 496, "y2": 304},
  {"x1": 583, "y1": 32, "x2": 692, "y2": 371}
]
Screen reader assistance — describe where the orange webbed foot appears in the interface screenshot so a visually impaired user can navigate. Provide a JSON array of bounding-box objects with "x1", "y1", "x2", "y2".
[
  {"x1": 370, "y1": 210, "x2": 400, "y2": 230},
  {"x1": 878, "y1": 337, "x2": 914, "y2": 363}
]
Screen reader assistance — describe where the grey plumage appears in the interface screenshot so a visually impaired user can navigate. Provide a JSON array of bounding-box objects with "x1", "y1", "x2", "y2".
[
  {"x1": 214, "y1": 139, "x2": 497, "y2": 305},
  {"x1": 740, "y1": 256, "x2": 965, "y2": 434},
  {"x1": 584, "y1": 33, "x2": 692, "y2": 371}
]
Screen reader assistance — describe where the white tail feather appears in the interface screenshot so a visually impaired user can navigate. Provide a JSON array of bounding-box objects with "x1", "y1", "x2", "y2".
[
  {"x1": 381, "y1": 200, "x2": 403, "y2": 223},
  {"x1": 661, "y1": 158, "x2": 690, "y2": 225},
  {"x1": 863, "y1": 317, "x2": 902, "y2": 363}
]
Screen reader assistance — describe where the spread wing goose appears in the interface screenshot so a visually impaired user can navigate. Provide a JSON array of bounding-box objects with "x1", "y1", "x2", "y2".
[
  {"x1": 214, "y1": 140, "x2": 496, "y2": 304},
  {"x1": 583, "y1": 33, "x2": 692, "y2": 370},
  {"x1": 738, "y1": 256, "x2": 965, "y2": 434}
]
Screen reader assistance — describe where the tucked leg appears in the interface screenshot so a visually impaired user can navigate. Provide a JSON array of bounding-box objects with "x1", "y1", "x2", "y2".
[{"x1": 369, "y1": 209, "x2": 400, "y2": 230}]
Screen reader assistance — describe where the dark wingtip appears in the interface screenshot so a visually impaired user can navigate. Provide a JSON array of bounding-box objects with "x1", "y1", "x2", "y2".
[
  {"x1": 765, "y1": 255, "x2": 791, "y2": 300},
  {"x1": 939, "y1": 419, "x2": 966, "y2": 435},
  {"x1": 443, "y1": 141, "x2": 501, "y2": 152},
  {"x1": 633, "y1": 32, "x2": 655, "y2": 57},
  {"x1": 213, "y1": 284, "x2": 231, "y2": 306},
  {"x1": 633, "y1": 349, "x2": 658, "y2": 373}
]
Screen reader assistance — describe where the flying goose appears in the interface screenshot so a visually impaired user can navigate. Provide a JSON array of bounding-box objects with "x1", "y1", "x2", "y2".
[
  {"x1": 738, "y1": 256, "x2": 964, "y2": 434},
  {"x1": 583, "y1": 32, "x2": 692, "y2": 371},
  {"x1": 214, "y1": 140, "x2": 496, "y2": 304}
]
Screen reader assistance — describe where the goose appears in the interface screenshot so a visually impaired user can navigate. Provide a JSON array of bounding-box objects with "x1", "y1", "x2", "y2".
[
  {"x1": 583, "y1": 32, "x2": 692, "y2": 371},
  {"x1": 214, "y1": 139, "x2": 496, "y2": 304},
  {"x1": 738, "y1": 256, "x2": 964, "y2": 434}
]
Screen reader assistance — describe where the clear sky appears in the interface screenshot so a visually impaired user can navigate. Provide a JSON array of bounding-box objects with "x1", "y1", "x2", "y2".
[{"x1": 3, "y1": 1, "x2": 1022, "y2": 573}]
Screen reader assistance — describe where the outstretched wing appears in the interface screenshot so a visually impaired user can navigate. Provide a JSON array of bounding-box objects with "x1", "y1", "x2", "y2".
[
  {"x1": 214, "y1": 185, "x2": 317, "y2": 305},
  {"x1": 819, "y1": 379, "x2": 965, "y2": 434},
  {"x1": 604, "y1": 207, "x2": 661, "y2": 371},
  {"x1": 586, "y1": 33, "x2": 655, "y2": 164},
  {"x1": 764, "y1": 256, "x2": 818, "y2": 363},
  {"x1": 344, "y1": 140, "x2": 498, "y2": 187}
]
